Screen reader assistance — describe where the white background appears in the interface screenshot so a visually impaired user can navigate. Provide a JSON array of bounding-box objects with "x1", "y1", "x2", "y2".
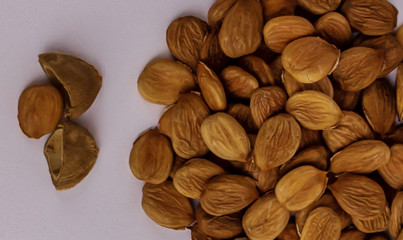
[{"x1": 0, "y1": 0, "x2": 402, "y2": 240}]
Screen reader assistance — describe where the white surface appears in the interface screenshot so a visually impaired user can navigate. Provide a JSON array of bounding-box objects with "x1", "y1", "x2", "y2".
[{"x1": 0, "y1": 1, "x2": 402, "y2": 240}]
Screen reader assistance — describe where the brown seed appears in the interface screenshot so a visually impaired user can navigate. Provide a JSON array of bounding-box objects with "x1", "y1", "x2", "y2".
[
  {"x1": 142, "y1": 181, "x2": 194, "y2": 230},
  {"x1": 169, "y1": 156, "x2": 187, "y2": 179},
  {"x1": 219, "y1": 0, "x2": 263, "y2": 58},
  {"x1": 275, "y1": 166, "x2": 328, "y2": 211},
  {"x1": 243, "y1": 192, "x2": 290, "y2": 240},
  {"x1": 238, "y1": 55, "x2": 275, "y2": 86},
  {"x1": 170, "y1": 93, "x2": 210, "y2": 159},
  {"x1": 173, "y1": 158, "x2": 225, "y2": 199},
  {"x1": 263, "y1": 16, "x2": 315, "y2": 53},
  {"x1": 38, "y1": 52, "x2": 102, "y2": 119},
  {"x1": 297, "y1": 0, "x2": 341, "y2": 15},
  {"x1": 357, "y1": 35, "x2": 403, "y2": 77},
  {"x1": 200, "y1": 27, "x2": 229, "y2": 72},
  {"x1": 201, "y1": 112, "x2": 251, "y2": 162},
  {"x1": 333, "y1": 47, "x2": 384, "y2": 92},
  {"x1": 341, "y1": 0, "x2": 397, "y2": 36},
  {"x1": 390, "y1": 191, "x2": 403, "y2": 238},
  {"x1": 18, "y1": 84, "x2": 63, "y2": 139},
  {"x1": 339, "y1": 229, "x2": 367, "y2": 240},
  {"x1": 137, "y1": 58, "x2": 196, "y2": 105},
  {"x1": 286, "y1": 90, "x2": 343, "y2": 130},
  {"x1": 279, "y1": 145, "x2": 329, "y2": 177},
  {"x1": 282, "y1": 71, "x2": 334, "y2": 98},
  {"x1": 243, "y1": 159, "x2": 279, "y2": 193},
  {"x1": 332, "y1": 83, "x2": 361, "y2": 111},
  {"x1": 261, "y1": 0, "x2": 297, "y2": 22},
  {"x1": 220, "y1": 66, "x2": 259, "y2": 99},
  {"x1": 254, "y1": 113, "x2": 301, "y2": 171},
  {"x1": 328, "y1": 173, "x2": 386, "y2": 219},
  {"x1": 208, "y1": 0, "x2": 238, "y2": 28},
  {"x1": 383, "y1": 125, "x2": 403, "y2": 146},
  {"x1": 330, "y1": 140, "x2": 390, "y2": 174},
  {"x1": 196, "y1": 205, "x2": 243, "y2": 239},
  {"x1": 226, "y1": 103, "x2": 259, "y2": 133},
  {"x1": 397, "y1": 25, "x2": 403, "y2": 46},
  {"x1": 299, "y1": 127, "x2": 322, "y2": 150},
  {"x1": 300, "y1": 207, "x2": 341, "y2": 240},
  {"x1": 250, "y1": 86, "x2": 287, "y2": 127},
  {"x1": 296, "y1": 192, "x2": 351, "y2": 234},
  {"x1": 277, "y1": 221, "x2": 300, "y2": 240},
  {"x1": 314, "y1": 12, "x2": 352, "y2": 48},
  {"x1": 197, "y1": 62, "x2": 227, "y2": 111},
  {"x1": 158, "y1": 104, "x2": 175, "y2": 138},
  {"x1": 129, "y1": 128, "x2": 173, "y2": 184},
  {"x1": 323, "y1": 111, "x2": 374, "y2": 153},
  {"x1": 191, "y1": 224, "x2": 217, "y2": 240},
  {"x1": 352, "y1": 205, "x2": 390, "y2": 233},
  {"x1": 398, "y1": 63, "x2": 403, "y2": 121},
  {"x1": 362, "y1": 79, "x2": 396, "y2": 135},
  {"x1": 282, "y1": 37, "x2": 340, "y2": 84},
  {"x1": 44, "y1": 120, "x2": 98, "y2": 190},
  {"x1": 200, "y1": 174, "x2": 259, "y2": 216},
  {"x1": 379, "y1": 144, "x2": 403, "y2": 190},
  {"x1": 166, "y1": 16, "x2": 208, "y2": 70}
]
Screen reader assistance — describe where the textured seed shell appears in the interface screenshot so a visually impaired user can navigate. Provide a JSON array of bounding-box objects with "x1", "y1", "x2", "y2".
[
  {"x1": 398, "y1": 64, "x2": 403, "y2": 121},
  {"x1": 170, "y1": 93, "x2": 210, "y2": 159},
  {"x1": 158, "y1": 104, "x2": 175, "y2": 138},
  {"x1": 38, "y1": 52, "x2": 102, "y2": 119},
  {"x1": 263, "y1": 16, "x2": 315, "y2": 53},
  {"x1": 129, "y1": 128, "x2": 173, "y2": 184},
  {"x1": 358, "y1": 35, "x2": 403, "y2": 77},
  {"x1": 201, "y1": 112, "x2": 250, "y2": 162},
  {"x1": 301, "y1": 207, "x2": 341, "y2": 240},
  {"x1": 227, "y1": 103, "x2": 259, "y2": 133},
  {"x1": 18, "y1": 84, "x2": 63, "y2": 139},
  {"x1": 243, "y1": 159, "x2": 279, "y2": 193},
  {"x1": 352, "y1": 205, "x2": 390, "y2": 233},
  {"x1": 275, "y1": 166, "x2": 328, "y2": 211},
  {"x1": 197, "y1": 62, "x2": 227, "y2": 111},
  {"x1": 261, "y1": 0, "x2": 297, "y2": 22},
  {"x1": 314, "y1": 12, "x2": 352, "y2": 48},
  {"x1": 383, "y1": 125, "x2": 403, "y2": 146},
  {"x1": 169, "y1": 156, "x2": 187, "y2": 179},
  {"x1": 250, "y1": 86, "x2": 287, "y2": 127},
  {"x1": 190, "y1": 224, "x2": 217, "y2": 240},
  {"x1": 333, "y1": 83, "x2": 361, "y2": 111},
  {"x1": 238, "y1": 55, "x2": 275, "y2": 86},
  {"x1": 339, "y1": 229, "x2": 367, "y2": 240},
  {"x1": 390, "y1": 191, "x2": 403, "y2": 238},
  {"x1": 341, "y1": 0, "x2": 397, "y2": 36},
  {"x1": 173, "y1": 158, "x2": 225, "y2": 199},
  {"x1": 286, "y1": 90, "x2": 343, "y2": 130},
  {"x1": 279, "y1": 145, "x2": 329, "y2": 176},
  {"x1": 282, "y1": 71, "x2": 334, "y2": 97},
  {"x1": 196, "y1": 205, "x2": 243, "y2": 239},
  {"x1": 328, "y1": 173, "x2": 386, "y2": 219},
  {"x1": 44, "y1": 120, "x2": 98, "y2": 190},
  {"x1": 398, "y1": 25, "x2": 403, "y2": 46},
  {"x1": 142, "y1": 181, "x2": 194, "y2": 230},
  {"x1": 282, "y1": 37, "x2": 340, "y2": 84},
  {"x1": 200, "y1": 174, "x2": 259, "y2": 216},
  {"x1": 323, "y1": 111, "x2": 374, "y2": 153},
  {"x1": 219, "y1": 0, "x2": 263, "y2": 58},
  {"x1": 296, "y1": 193, "x2": 351, "y2": 234},
  {"x1": 333, "y1": 47, "x2": 384, "y2": 92},
  {"x1": 220, "y1": 66, "x2": 259, "y2": 99},
  {"x1": 269, "y1": 55, "x2": 284, "y2": 86},
  {"x1": 208, "y1": 0, "x2": 238, "y2": 27},
  {"x1": 362, "y1": 79, "x2": 396, "y2": 135},
  {"x1": 200, "y1": 27, "x2": 229, "y2": 72},
  {"x1": 379, "y1": 144, "x2": 403, "y2": 190},
  {"x1": 166, "y1": 16, "x2": 208, "y2": 70},
  {"x1": 243, "y1": 192, "x2": 290, "y2": 240},
  {"x1": 277, "y1": 222, "x2": 299, "y2": 240},
  {"x1": 138, "y1": 58, "x2": 196, "y2": 105},
  {"x1": 330, "y1": 140, "x2": 390, "y2": 174},
  {"x1": 254, "y1": 113, "x2": 301, "y2": 171}
]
